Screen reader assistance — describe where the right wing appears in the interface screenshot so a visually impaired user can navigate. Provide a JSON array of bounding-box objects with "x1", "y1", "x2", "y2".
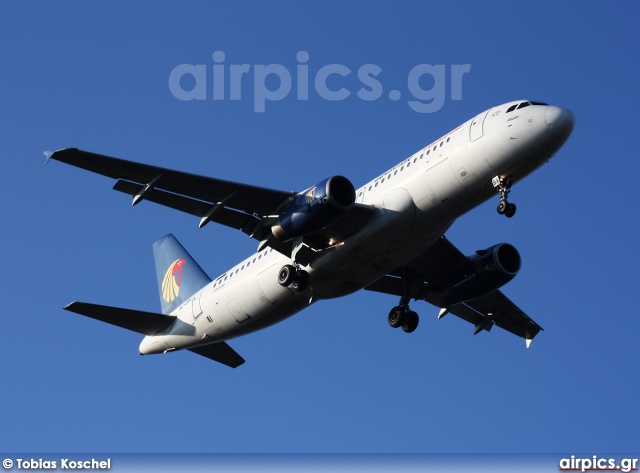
[{"x1": 365, "y1": 237, "x2": 543, "y2": 344}]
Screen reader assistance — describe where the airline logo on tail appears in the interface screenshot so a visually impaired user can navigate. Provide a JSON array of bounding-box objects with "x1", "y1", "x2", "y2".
[{"x1": 162, "y1": 258, "x2": 186, "y2": 302}]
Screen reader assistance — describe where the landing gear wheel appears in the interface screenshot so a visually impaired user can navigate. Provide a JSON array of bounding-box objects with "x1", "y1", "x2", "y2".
[
  {"x1": 505, "y1": 203, "x2": 517, "y2": 218},
  {"x1": 497, "y1": 200, "x2": 508, "y2": 215},
  {"x1": 291, "y1": 270, "x2": 309, "y2": 292},
  {"x1": 278, "y1": 265, "x2": 296, "y2": 286},
  {"x1": 388, "y1": 306, "x2": 406, "y2": 328},
  {"x1": 401, "y1": 311, "x2": 419, "y2": 333}
]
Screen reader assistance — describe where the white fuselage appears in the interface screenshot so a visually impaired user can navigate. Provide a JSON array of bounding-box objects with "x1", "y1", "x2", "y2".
[{"x1": 139, "y1": 101, "x2": 574, "y2": 355}]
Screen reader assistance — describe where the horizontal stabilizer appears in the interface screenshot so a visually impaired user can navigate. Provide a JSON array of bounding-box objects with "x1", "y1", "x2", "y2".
[
  {"x1": 64, "y1": 302, "x2": 176, "y2": 335},
  {"x1": 188, "y1": 342, "x2": 245, "y2": 368}
]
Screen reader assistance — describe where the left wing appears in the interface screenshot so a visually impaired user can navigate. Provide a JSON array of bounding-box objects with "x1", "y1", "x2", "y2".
[
  {"x1": 49, "y1": 148, "x2": 296, "y2": 241},
  {"x1": 365, "y1": 237, "x2": 543, "y2": 345},
  {"x1": 48, "y1": 148, "x2": 374, "y2": 261}
]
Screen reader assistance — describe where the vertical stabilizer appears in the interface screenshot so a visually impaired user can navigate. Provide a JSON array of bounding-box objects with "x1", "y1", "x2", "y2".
[{"x1": 152, "y1": 234, "x2": 211, "y2": 314}]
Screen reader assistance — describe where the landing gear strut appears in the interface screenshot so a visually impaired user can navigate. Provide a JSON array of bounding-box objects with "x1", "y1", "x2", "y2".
[
  {"x1": 492, "y1": 175, "x2": 516, "y2": 218},
  {"x1": 278, "y1": 264, "x2": 309, "y2": 292},
  {"x1": 387, "y1": 268, "x2": 420, "y2": 333}
]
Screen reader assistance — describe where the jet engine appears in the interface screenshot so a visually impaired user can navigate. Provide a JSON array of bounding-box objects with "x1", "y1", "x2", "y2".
[
  {"x1": 435, "y1": 243, "x2": 521, "y2": 307},
  {"x1": 271, "y1": 176, "x2": 355, "y2": 240}
]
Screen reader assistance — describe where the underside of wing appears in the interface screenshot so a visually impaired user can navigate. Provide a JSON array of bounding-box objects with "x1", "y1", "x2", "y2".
[
  {"x1": 365, "y1": 236, "x2": 543, "y2": 344},
  {"x1": 64, "y1": 302, "x2": 176, "y2": 335}
]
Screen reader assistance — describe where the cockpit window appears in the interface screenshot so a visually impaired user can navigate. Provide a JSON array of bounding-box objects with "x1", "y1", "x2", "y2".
[
  {"x1": 517, "y1": 102, "x2": 531, "y2": 110},
  {"x1": 506, "y1": 104, "x2": 518, "y2": 113},
  {"x1": 530, "y1": 101, "x2": 548, "y2": 106}
]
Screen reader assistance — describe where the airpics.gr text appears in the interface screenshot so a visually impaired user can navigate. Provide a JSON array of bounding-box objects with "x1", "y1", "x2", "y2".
[{"x1": 168, "y1": 51, "x2": 471, "y2": 113}]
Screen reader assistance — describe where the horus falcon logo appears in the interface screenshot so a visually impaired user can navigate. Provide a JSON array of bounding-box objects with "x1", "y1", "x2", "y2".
[
  {"x1": 162, "y1": 258, "x2": 186, "y2": 303},
  {"x1": 305, "y1": 186, "x2": 317, "y2": 204}
]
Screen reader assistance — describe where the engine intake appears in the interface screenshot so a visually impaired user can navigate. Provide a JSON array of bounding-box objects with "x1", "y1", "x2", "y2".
[
  {"x1": 436, "y1": 243, "x2": 521, "y2": 307},
  {"x1": 272, "y1": 176, "x2": 355, "y2": 240}
]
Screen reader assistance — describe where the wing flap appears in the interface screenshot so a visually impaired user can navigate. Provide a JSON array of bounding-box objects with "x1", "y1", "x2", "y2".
[
  {"x1": 64, "y1": 302, "x2": 176, "y2": 335},
  {"x1": 188, "y1": 342, "x2": 245, "y2": 368},
  {"x1": 113, "y1": 179, "x2": 260, "y2": 235},
  {"x1": 463, "y1": 292, "x2": 543, "y2": 340}
]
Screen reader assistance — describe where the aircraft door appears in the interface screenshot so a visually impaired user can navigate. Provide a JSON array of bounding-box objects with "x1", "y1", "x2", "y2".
[
  {"x1": 192, "y1": 293, "x2": 203, "y2": 320},
  {"x1": 469, "y1": 110, "x2": 490, "y2": 142}
]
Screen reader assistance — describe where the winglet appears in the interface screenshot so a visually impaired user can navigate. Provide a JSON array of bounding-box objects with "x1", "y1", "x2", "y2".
[
  {"x1": 43, "y1": 150, "x2": 54, "y2": 165},
  {"x1": 526, "y1": 338, "x2": 532, "y2": 348}
]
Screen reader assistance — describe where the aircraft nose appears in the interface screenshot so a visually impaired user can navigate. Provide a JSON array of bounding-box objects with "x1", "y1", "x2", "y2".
[{"x1": 545, "y1": 106, "x2": 575, "y2": 140}]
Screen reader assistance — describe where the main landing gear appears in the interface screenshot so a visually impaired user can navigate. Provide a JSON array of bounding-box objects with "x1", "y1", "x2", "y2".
[
  {"x1": 278, "y1": 264, "x2": 309, "y2": 292},
  {"x1": 388, "y1": 306, "x2": 420, "y2": 333},
  {"x1": 492, "y1": 175, "x2": 516, "y2": 218},
  {"x1": 387, "y1": 268, "x2": 420, "y2": 333}
]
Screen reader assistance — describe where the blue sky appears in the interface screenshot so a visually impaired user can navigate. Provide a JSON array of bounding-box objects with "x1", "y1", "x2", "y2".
[{"x1": 1, "y1": 1, "x2": 639, "y2": 455}]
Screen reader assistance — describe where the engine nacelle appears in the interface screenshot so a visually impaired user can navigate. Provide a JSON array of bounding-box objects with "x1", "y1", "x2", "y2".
[
  {"x1": 271, "y1": 176, "x2": 355, "y2": 241},
  {"x1": 436, "y1": 243, "x2": 521, "y2": 307}
]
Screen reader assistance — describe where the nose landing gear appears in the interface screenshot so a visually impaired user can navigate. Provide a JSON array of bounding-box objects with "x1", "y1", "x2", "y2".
[{"x1": 493, "y1": 175, "x2": 516, "y2": 218}]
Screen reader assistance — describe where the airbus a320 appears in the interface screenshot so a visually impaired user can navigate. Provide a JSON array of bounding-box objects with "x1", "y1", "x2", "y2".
[{"x1": 47, "y1": 100, "x2": 575, "y2": 367}]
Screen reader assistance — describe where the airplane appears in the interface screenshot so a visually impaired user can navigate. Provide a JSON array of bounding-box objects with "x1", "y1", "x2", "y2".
[{"x1": 47, "y1": 99, "x2": 575, "y2": 368}]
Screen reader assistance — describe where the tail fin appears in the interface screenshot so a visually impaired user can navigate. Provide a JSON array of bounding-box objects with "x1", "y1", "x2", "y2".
[{"x1": 153, "y1": 234, "x2": 211, "y2": 314}]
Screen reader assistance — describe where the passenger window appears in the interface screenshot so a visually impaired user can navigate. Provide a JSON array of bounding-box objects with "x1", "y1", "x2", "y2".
[
  {"x1": 446, "y1": 137, "x2": 450, "y2": 143},
  {"x1": 427, "y1": 150, "x2": 430, "y2": 155}
]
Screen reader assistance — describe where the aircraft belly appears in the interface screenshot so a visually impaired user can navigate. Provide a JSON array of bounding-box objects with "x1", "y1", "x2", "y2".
[{"x1": 311, "y1": 212, "x2": 448, "y2": 299}]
